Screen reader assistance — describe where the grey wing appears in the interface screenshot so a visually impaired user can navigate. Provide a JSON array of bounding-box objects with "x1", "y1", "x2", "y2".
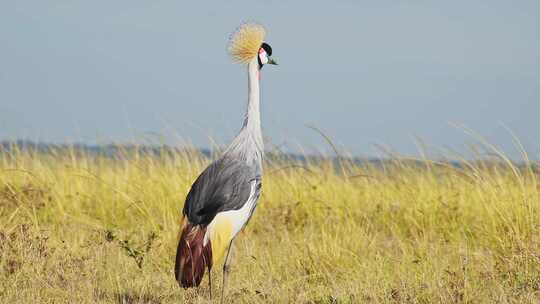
[{"x1": 183, "y1": 157, "x2": 260, "y2": 225}]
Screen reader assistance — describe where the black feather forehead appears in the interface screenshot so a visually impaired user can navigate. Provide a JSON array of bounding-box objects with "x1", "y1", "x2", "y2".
[{"x1": 260, "y1": 42, "x2": 272, "y2": 56}]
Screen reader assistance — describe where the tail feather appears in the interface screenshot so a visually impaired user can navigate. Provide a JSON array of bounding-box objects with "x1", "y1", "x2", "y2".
[{"x1": 174, "y1": 220, "x2": 213, "y2": 288}]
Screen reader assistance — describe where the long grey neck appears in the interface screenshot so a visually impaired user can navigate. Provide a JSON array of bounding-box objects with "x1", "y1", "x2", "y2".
[
  {"x1": 223, "y1": 57, "x2": 264, "y2": 169},
  {"x1": 242, "y1": 58, "x2": 261, "y2": 134}
]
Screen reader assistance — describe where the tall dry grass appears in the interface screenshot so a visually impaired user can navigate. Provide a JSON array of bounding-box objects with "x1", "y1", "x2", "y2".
[{"x1": 0, "y1": 142, "x2": 538, "y2": 303}]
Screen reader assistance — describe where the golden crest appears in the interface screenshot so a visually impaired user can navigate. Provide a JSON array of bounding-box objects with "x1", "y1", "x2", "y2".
[{"x1": 228, "y1": 22, "x2": 266, "y2": 64}]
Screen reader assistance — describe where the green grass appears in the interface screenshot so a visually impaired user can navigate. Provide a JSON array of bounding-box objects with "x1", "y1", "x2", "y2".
[{"x1": 0, "y1": 146, "x2": 539, "y2": 303}]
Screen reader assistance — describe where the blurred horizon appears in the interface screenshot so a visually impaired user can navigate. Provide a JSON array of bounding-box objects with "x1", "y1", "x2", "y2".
[
  {"x1": 0, "y1": 136, "x2": 536, "y2": 163},
  {"x1": 1, "y1": 1, "x2": 539, "y2": 159}
]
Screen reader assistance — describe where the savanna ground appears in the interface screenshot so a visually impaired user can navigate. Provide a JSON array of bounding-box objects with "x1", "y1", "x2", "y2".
[{"x1": 0, "y1": 143, "x2": 539, "y2": 303}]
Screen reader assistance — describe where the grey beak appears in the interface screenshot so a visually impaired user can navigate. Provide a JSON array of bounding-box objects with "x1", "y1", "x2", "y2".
[{"x1": 267, "y1": 57, "x2": 278, "y2": 65}]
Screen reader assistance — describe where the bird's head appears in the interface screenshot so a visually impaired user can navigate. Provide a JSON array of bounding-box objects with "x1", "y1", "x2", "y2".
[
  {"x1": 229, "y1": 23, "x2": 277, "y2": 70},
  {"x1": 257, "y1": 42, "x2": 276, "y2": 69}
]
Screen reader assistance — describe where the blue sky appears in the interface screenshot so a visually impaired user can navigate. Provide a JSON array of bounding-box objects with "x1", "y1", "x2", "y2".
[{"x1": 1, "y1": 1, "x2": 539, "y2": 159}]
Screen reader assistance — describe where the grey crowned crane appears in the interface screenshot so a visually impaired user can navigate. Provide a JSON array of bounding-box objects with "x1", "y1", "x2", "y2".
[{"x1": 174, "y1": 22, "x2": 277, "y2": 302}]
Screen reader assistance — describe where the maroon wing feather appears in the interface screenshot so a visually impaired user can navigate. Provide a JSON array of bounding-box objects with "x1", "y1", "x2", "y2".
[{"x1": 174, "y1": 220, "x2": 213, "y2": 288}]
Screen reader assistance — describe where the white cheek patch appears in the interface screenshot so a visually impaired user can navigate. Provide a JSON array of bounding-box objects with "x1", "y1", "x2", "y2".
[{"x1": 259, "y1": 49, "x2": 268, "y2": 65}]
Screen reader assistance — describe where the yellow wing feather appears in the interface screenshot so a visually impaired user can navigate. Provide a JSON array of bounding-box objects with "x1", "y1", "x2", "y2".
[
  {"x1": 208, "y1": 216, "x2": 234, "y2": 264},
  {"x1": 228, "y1": 22, "x2": 266, "y2": 64}
]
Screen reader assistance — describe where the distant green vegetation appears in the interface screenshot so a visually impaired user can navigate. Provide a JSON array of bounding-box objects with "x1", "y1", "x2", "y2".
[{"x1": 0, "y1": 145, "x2": 538, "y2": 303}]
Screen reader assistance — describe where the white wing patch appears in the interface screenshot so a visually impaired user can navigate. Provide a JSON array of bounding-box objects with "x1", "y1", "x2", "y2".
[{"x1": 204, "y1": 180, "x2": 259, "y2": 246}]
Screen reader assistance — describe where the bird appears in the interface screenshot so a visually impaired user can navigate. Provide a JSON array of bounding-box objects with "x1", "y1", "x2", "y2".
[{"x1": 174, "y1": 22, "x2": 277, "y2": 302}]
